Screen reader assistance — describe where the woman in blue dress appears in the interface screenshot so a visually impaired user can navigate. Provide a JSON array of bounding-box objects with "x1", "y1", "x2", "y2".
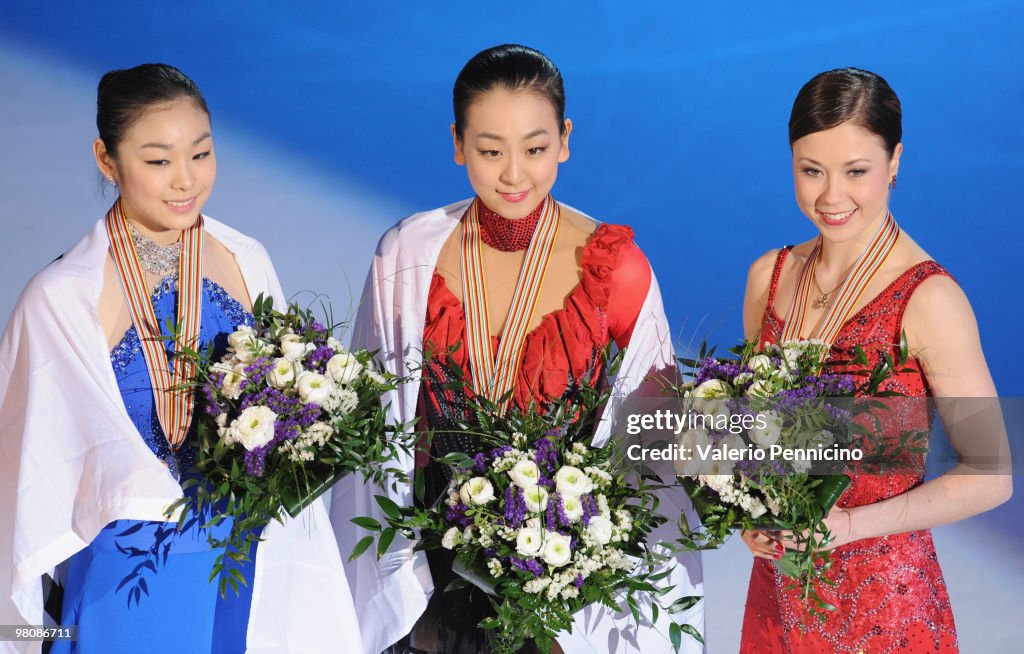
[{"x1": 0, "y1": 64, "x2": 360, "y2": 653}]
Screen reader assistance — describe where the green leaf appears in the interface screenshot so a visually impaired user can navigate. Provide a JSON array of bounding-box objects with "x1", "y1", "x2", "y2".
[
  {"x1": 669, "y1": 622, "x2": 682, "y2": 652},
  {"x1": 376, "y1": 528, "x2": 397, "y2": 558},
  {"x1": 351, "y1": 517, "x2": 382, "y2": 531},
  {"x1": 374, "y1": 495, "x2": 402, "y2": 520},
  {"x1": 348, "y1": 536, "x2": 374, "y2": 562}
]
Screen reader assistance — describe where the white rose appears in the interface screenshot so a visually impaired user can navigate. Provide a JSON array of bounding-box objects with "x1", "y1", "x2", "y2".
[
  {"x1": 219, "y1": 363, "x2": 247, "y2": 400},
  {"x1": 718, "y1": 433, "x2": 746, "y2": 458},
  {"x1": 747, "y1": 379, "x2": 772, "y2": 398},
  {"x1": 814, "y1": 430, "x2": 836, "y2": 447},
  {"x1": 279, "y1": 333, "x2": 312, "y2": 362},
  {"x1": 749, "y1": 411, "x2": 783, "y2": 448},
  {"x1": 229, "y1": 406, "x2": 277, "y2": 451},
  {"x1": 267, "y1": 357, "x2": 301, "y2": 389},
  {"x1": 675, "y1": 428, "x2": 712, "y2": 477},
  {"x1": 791, "y1": 456, "x2": 812, "y2": 474},
  {"x1": 515, "y1": 527, "x2": 544, "y2": 556},
  {"x1": 586, "y1": 515, "x2": 614, "y2": 546},
  {"x1": 541, "y1": 533, "x2": 573, "y2": 567},
  {"x1": 521, "y1": 485, "x2": 549, "y2": 513},
  {"x1": 692, "y1": 378, "x2": 733, "y2": 399},
  {"x1": 554, "y1": 466, "x2": 593, "y2": 497},
  {"x1": 459, "y1": 477, "x2": 496, "y2": 506},
  {"x1": 508, "y1": 460, "x2": 541, "y2": 488},
  {"x1": 561, "y1": 494, "x2": 583, "y2": 523},
  {"x1": 296, "y1": 371, "x2": 335, "y2": 405},
  {"x1": 227, "y1": 326, "x2": 257, "y2": 352},
  {"x1": 326, "y1": 352, "x2": 363, "y2": 386},
  {"x1": 441, "y1": 526, "x2": 463, "y2": 550},
  {"x1": 747, "y1": 354, "x2": 773, "y2": 376}
]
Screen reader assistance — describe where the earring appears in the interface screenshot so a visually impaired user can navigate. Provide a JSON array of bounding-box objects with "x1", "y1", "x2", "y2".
[
  {"x1": 107, "y1": 176, "x2": 116, "y2": 186},
  {"x1": 889, "y1": 175, "x2": 897, "y2": 190}
]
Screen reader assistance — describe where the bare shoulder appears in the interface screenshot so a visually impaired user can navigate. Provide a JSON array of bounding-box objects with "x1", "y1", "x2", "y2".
[
  {"x1": 558, "y1": 205, "x2": 600, "y2": 241},
  {"x1": 906, "y1": 271, "x2": 970, "y2": 322}
]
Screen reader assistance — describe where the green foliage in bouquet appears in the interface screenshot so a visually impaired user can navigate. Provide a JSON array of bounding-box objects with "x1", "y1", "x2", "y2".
[
  {"x1": 669, "y1": 335, "x2": 929, "y2": 619},
  {"x1": 166, "y1": 294, "x2": 414, "y2": 596},
  {"x1": 353, "y1": 349, "x2": 702, "y2": 653}
]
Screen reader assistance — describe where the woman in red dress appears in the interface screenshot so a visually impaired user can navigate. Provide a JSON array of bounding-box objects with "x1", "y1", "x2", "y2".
[
  {"x1": 738, "y1": 68, "x2": 1012, "y2": 653},
  {"x1": 334, "y1": 45, "x2": 702, "y2": 654}
]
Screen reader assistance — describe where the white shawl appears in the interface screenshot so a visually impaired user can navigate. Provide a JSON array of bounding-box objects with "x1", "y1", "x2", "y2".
[
  {"x1": 0, "y1": 216, "x2": 362, "y2": 654},
  {"x1": 330, "y1": 200, "x2": 703, "y2": 654}
]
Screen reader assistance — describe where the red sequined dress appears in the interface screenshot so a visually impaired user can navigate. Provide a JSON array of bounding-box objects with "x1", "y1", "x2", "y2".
[
  {"x1": 415, "y1": 201, "x2": 651, "y2": 653},
  {"x1": 740, "y1": 246, "x2": 959, "y2": 653}
]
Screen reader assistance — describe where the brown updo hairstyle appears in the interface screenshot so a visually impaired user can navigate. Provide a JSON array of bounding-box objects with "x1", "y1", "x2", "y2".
[{"x1": 788, "y1": 67, "x2": 901, "y2": 157}]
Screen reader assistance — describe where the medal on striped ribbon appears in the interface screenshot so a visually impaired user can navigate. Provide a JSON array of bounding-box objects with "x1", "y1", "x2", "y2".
[
  {"x1": 781, "y1": 212, "x2": 900, "y2": 348},
  {"x1": 460, "y1": 196, "x2": 561, "y2": 412},
  {"x1": 106, "y1": 199, "x2": 204, "y2": 450}
]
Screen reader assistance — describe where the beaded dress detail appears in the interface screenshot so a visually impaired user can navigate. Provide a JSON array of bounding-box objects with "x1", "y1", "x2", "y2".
[{"x1": 740, "y1": 247, "x2": 959, "y2": 653}]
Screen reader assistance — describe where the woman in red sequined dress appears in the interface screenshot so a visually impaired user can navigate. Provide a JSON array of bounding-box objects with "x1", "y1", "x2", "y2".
[
  {"x1": 738, "y1": 68, "x2": 1012, "y2": 653},
  {"x1": 332, "y1": 45, "x2": 702, "y2": 654}
]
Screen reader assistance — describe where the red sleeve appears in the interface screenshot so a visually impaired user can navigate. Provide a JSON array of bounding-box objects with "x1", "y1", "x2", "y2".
[{"x1": 606, "y1": 240, "x2": 652, "y2": 347}]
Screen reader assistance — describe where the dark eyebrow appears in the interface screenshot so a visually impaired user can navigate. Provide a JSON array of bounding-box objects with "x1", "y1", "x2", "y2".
[
  {"x1": 798, "y1": 156, "x2": 872, "y2": 166},
  {"x1": 140, "y1": 132, "x2": 212, "y2": 150},
  {"x1": 476, "y1": 128, "x2": 551, "y2": 141}
]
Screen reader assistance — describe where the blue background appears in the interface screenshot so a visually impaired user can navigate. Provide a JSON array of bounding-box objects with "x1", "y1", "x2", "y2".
[{"x1": 1, "y1": 2, "x2": 1021, "y2": 651}]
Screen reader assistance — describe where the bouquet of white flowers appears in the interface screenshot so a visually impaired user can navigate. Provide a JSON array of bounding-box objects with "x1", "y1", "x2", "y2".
[
  {"x1": 355, "y1": 355, "x2": 701, "y2": 653},
  {"x1": 672, "y1": 338, "x2": 926, "y2": 617},
  {"x1": 170, "y1": 295, "x2": 412, "y2": 595}
]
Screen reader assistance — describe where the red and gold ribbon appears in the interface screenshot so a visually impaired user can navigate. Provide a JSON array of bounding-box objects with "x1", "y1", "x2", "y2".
[
  {"x1": 106, "y1": 199, "x2": 204, "y2": 450},
  {"x1": 782, "y1": 212, "x2": 900, "y2": 348},
  {"x1": 460, "y1": 196, "x2": 561, "y2": 412}
]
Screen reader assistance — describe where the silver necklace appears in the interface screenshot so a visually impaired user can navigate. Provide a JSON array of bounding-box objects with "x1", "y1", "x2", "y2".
[{"x1": 127, "y1": 222, "x2": 181, "y2": 275}]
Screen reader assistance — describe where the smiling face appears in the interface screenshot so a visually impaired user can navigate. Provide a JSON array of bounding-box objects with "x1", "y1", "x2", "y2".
[
  {"x1": 94, "y1": 98, "x2": 215, "y2": 241},
  {"x1": 791, "y1": 120, "x2": 901, "y2": 243},
  {"x1": 453, "y1": 87, "x2": 571, "y2": 219}
]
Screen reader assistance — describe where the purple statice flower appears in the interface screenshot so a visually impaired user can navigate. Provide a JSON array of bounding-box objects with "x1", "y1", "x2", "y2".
[
  {"x1": 239, "y1": 356, "x2": 275, "y2": 393},
  {"x1": 504, "y1": 485, "x2": 528, "y2": 528},
  {"x1": 309, "y1": 321, "x2": 327, "y2": 336},
  {"x1": 581, "y1": 494, "x2": 599, "y2": 527},
  {"x1": 545, "y1": 492, "x2": 558, "y2": 529},
  {"x1": 489, "y1": 445, "x2": 513, "y2": 459},
  {"x1": 695, "y1": 357, "x2": 743, "y2": 386},
  {"x1": 575, "y1": 574, "x2": 584, "y2": 589},
  {"x1": 474, "y1": 452, "x2": 488, "y2": 473},
  {"x1": 305, "y1": 344, "x2": 335, "y2": 374},
  {"x1": 533, "y1": 438, "x2": 559, "y2": 475},
  {"x1": 274, "y1": 416, "x2": 301, "y2": 442},
  {"x1": 445, "y1": 502, "x2": 473, "y2": 528},
  {"x1": 296, "y1": 401, "x2": 321, "y2": 428},
  {"x1": 508, "y1": 556, "x2": 544, "y2": 577},
  {"x1": 484, "y1": 547, "x2": 497, "y2": 558},
  {"x1": 201, "y1": 375, "x2": 224, "y2": 416},
  {"x1": 239, "y1": 385, "x2": 300, "y2": 415},
  {"x1": 581, "y1": 493, "x2": 593, "y2": 527},
  {"x1": 245, "y1": 446, "x2": 268, "y2": 476},
  {"x1": 550, "y1": 493, "x2": 571, "y2": 528}
]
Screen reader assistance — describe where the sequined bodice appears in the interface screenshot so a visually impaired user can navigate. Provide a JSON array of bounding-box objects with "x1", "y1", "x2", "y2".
[
  {"x1": 110, "y1": 275, "x2": 254, "y2": 476},
  {"x1": 741, "y1": 247, "x2": 958, "y2": 653}
]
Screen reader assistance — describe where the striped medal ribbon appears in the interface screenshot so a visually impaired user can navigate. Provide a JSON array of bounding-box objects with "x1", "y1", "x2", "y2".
[
  {"x1": 461, "y1": 195, "x2": 561, "y2": 412},
  {"x1": 106, "y1": 199, "x2": 204, "y2": 450},
  {"x1": 781, "y1": 211, "x2": 900, "y2": 348}
]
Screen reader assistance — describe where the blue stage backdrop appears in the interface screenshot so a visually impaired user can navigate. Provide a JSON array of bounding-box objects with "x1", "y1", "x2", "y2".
[{"x1": 1, "y1": 4, "x2": 1022, "y2": 651}]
